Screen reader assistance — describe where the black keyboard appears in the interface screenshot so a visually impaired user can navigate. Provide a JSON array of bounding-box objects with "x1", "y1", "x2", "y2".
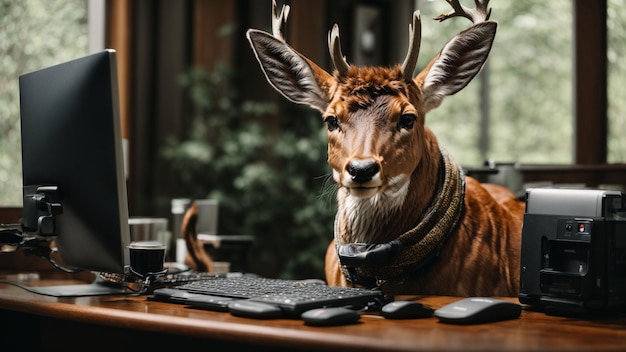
[
  {"x1": 152, "y1": 275, "x2": 385, "y2": 315},
  {"x1": 157, "y1": 271, "x2": 220, "y2": 285}
]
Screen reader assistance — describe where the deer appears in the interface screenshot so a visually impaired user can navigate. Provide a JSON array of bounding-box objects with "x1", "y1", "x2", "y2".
[{"x1": 180, "y1": 0, "x2": 525, "y2": 297}]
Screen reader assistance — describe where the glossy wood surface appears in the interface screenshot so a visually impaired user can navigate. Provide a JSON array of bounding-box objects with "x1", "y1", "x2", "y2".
[{"x1": 0, "y1": 277, "x2": 625, "y2": 351}]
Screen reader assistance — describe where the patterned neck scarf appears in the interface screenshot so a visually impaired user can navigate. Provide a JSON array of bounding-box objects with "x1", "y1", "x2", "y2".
[{"x1": 335, "y1": 147, "x2": 466, "y2": 288}]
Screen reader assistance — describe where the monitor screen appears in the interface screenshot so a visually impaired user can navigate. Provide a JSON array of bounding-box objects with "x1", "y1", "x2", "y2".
[{"x1": 19, "y1": 50, "x2": 130, "y2": 295}]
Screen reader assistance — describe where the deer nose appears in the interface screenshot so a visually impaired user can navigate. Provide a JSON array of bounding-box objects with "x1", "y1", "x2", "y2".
[{"x1": 347, "y1": 159, "x2": 380, "y2": 183}]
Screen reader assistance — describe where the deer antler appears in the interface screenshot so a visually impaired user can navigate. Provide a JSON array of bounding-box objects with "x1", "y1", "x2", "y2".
[
  {"x1": 271, "y1": 0, "x2": 290, "y2": 42},
  {"x1": 401, "y1": 11, "x2": 422, "y2": 82},
  {"x1": 434, "y1": 0, "x2": 492, "y2": 24},
  {"x1": 328, "y1": 25, "x2": 350, "y2": 77}
]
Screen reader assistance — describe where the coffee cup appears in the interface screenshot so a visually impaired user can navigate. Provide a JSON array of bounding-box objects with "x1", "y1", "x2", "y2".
[{"x1": 128, "y1": 241, "x2": 166, "y2": 277}]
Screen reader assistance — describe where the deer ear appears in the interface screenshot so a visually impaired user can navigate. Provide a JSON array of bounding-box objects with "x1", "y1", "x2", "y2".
[
  {"x1": 246, "y1": 29, "x2": 333, "y2": 113},
  {"x1": 416, "y1": 21, "x2": 497, "y2": 113}
]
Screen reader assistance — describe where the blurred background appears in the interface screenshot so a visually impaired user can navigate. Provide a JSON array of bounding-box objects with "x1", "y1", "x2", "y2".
[{"x1": 1, "y1": 0, "x2": 625, "y2": 280}]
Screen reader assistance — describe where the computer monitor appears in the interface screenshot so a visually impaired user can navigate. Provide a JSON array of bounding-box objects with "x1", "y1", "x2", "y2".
[{"x1": 19, "y1": 49, "x2": 131, "y2": 296}]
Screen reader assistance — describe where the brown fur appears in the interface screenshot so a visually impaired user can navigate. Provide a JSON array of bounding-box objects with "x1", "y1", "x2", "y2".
[
  {"x1": 325, "y1": 177, "x2": 524, "y2": 296},
  {"x1": 323, "y1": 117, "x2": 525, "y2": 296}
]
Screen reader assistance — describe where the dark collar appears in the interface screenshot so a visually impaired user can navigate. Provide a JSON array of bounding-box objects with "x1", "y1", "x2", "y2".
[{"x1": 335, "y1": 147, "x2": 466, "y2": 288}]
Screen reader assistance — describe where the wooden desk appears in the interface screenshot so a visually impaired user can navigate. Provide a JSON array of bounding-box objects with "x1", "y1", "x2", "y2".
[{"x1": 0, "y1": 277, "x2": 625, "y2": 352}]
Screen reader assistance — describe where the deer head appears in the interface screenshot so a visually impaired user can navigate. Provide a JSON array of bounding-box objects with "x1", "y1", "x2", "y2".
[{"x1": 246, "y1": 0, "x2": 496, "y2": 244}]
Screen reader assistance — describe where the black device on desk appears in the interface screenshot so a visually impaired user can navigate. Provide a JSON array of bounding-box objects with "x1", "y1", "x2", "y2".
[
  {"x1": 381, "y1": 300, "x2": 434, "y2": 319},
  {"x1": 17, "y1": 50, "x2": 132, "y2": 296},
  {"x1": 150, "y1": 275, "x2": 386, "y2": 316},
  {"x1": 519, "y1": 188, "x2": 626, "y2": 314},
  {"x1": 434, "y1": 297, "x2": 521, "y2": 324}
]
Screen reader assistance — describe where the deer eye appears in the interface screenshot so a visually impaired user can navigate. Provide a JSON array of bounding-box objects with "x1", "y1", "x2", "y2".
[
  {"x1": 324, "y1": 116, "x2": 340, "y2": 132},
  {"x1": 398, "y1": 113, "x2": 416, "y2": 130}
]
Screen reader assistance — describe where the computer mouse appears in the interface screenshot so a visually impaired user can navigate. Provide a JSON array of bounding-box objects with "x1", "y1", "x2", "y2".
[
  {"x1": 228, "y1": 300, "x2": 283, "y2": 319},
  {"x1": 381, "y1": 300, "x2": 434, "y2": 319},
  {"x1": 434, "y1": 297, "x2": 521, "y2": 324},
  {"x1": 301, "y1": 307, "x2": 361, "y2": 326}
]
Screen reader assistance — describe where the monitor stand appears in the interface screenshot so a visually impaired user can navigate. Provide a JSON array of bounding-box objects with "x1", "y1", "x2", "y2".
[{"x1": 16, "y1": 275, "x2": 128, "y2": 297}]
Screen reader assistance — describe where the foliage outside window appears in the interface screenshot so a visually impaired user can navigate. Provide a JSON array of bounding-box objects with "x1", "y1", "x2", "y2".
[
  {"x1": 608, "y1": 0, "x2": 626, "y2": 163},
  {"x1": 162, "y1": 65, "x2": 336, "y2": 279},
  {"x1": 417, "y1": 0, "x2": 573, "y2": 165},
  {"x1": 0, "y1": 0, "x2": 88, "y2": 206}
]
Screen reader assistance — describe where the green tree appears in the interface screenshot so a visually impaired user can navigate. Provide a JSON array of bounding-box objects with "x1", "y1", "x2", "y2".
[
  {"x1": 0, "y1": 0, "x2": 88, "y2": 205},
  {"x1": 417, "y1": 0, "x2": 573, "y2": 165},
  {"x1": 608, "y1": 0, "x2": 626, "y2": 163},
  {"x1": 162, "y1": 65, "x2": 336, "y2": 279}
]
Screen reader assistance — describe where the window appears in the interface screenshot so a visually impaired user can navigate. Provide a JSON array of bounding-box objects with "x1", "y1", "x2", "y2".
[
  {"x1": 608, "y1": 0, "x2": 626, "y2": 163},
  {"x1": 416, "y1": 0, "x2": 573, "y2": 166},
  {"x1": 0, "y1": 0, "x2": 91, "y2": 205}
]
